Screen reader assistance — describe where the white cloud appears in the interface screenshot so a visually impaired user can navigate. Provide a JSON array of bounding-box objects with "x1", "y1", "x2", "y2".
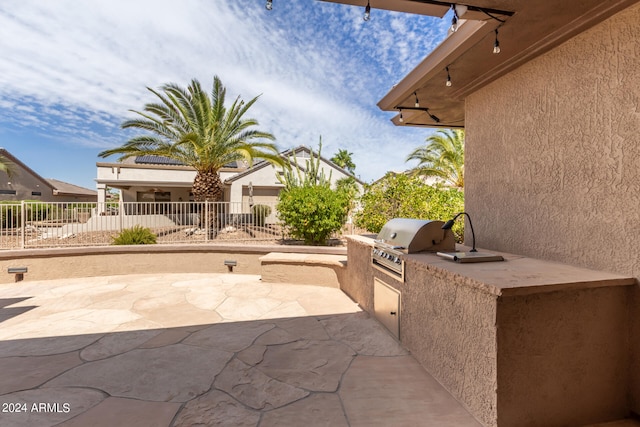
[{"x1": 0, "y1": 0, "x2": 448, "y2": 184}]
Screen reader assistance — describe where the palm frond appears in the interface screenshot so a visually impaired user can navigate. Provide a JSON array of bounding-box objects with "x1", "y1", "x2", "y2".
[
  {"x1": 104, "y1": 75, "x2": 280, "y2": 199},
  {"x1": 405, "y1": 129, "x2": 465, "y2": 188}
]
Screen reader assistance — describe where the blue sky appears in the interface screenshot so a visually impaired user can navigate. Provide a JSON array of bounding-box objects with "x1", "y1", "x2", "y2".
[{"x1": 0, "y1": 0, "x2": 450, "y2": 190}]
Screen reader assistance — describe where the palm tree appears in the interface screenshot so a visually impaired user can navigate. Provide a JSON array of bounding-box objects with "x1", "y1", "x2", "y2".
[
  {"x1": 406, "y1": 129, "x2": 464, "y2": 189},
  {"x1": 331, "y1": 149, "x2": 356, "y2": 174},
  {"x1": 98, "y1": 76, "x2": 283, "y2": 202}
]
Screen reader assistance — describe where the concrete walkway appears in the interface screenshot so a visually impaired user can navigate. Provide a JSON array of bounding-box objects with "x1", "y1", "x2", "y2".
[{"x1": 0, "y1": 273, "x2": 481, "y2": 427}]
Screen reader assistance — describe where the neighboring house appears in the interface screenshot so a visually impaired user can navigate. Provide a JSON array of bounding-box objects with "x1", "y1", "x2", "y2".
[
  {"x1": 225, "y1": 146, "x2": 364, "y2": 207},
  {"x1": 0, "y1": 148, "x2": 96, "y2": 203},
  {"x1": 95, "y1": 146, "x2": 364, "y2": 211},
  {"x1": 95, "y1": 155, "x2": 245, "y2": 206}
]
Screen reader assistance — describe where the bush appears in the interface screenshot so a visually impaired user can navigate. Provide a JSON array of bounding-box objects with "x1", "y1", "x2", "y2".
[
  {"x1": 27, "y1": 202, "x2": 59, "y2": 222},
  {"x1": 277, "y1": 185, "x2": 349, "y2": 245},
  {"x1": 354, "y1": 173, "x2": 465, "y2": 241},
  {"x1": 0, "y1": 201, "x2": 20, "y2": 228},
  {"x1": 251, "y1": 204, "x2": 272, "y2": 226},
  {"x1": 0, "y1": 200, "x2": 60, "y2": 227},
  {"x1": 112, "y1": 225, "x2": 157, "y2": 245}
]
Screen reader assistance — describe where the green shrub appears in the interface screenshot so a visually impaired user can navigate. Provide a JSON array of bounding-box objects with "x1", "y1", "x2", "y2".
[
  {"x1": 112, "y1": 225, "x2": 157, "y2": 245},
  {"x1": 26, "y1": 202, "x2": 58, "y2": 222},
  {"x1": 355, "y1": 173, "x2": 465, "y2": 241},
  {"x1": 0, "y1": 200, "x2": 60, "y2": 227},
  {"x1": 0, "y1": 202, "x2": 19, "y2": 228},
  {"x1": 277, "y1": 184, "x2": 349, "y2": 246},
  {"x1": 251, "y1": 204, "x2": 272, "y2": 226}
]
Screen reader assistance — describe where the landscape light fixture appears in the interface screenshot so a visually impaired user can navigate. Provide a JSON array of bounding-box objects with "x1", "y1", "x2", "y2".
[
  {"x1": 363, "y1": 0, "x2": 371, "y2": 21},
  {"x1": 446, "y1": 66, "x2": 452, "y2": 87},
  {"x1": 265, "y1": 0, "x2": 272, "y2": 10},
  {"x1": 493, "y1": 29, "x2": 501, "y2": 53},
  {"x1": 414, "y1": 92, "x2": 420, "y2": 108},
  {"x1": 442, "y1": 212, "x2": 477, "y2": 252}
]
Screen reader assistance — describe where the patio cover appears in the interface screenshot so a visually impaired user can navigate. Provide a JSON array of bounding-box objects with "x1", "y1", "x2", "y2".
[{"x1": 319, "y1": 0, "x2": 640, "y2": 128}]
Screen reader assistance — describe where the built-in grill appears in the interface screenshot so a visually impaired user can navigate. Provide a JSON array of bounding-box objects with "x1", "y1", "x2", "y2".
[{"x1": 372, "y1": 218, "x2": 455, "y2": 281}]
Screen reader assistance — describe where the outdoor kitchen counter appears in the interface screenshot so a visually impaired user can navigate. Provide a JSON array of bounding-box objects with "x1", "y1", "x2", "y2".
[
  {"x1": 343, "y1": 235, "x2": 637, "y2": 427},
  {"x1": 404, "y1": 245, "x2": 636, "y2": 296}
]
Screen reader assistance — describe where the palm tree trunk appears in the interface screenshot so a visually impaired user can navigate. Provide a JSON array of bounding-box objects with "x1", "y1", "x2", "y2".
[{"x1": 192, "y1": 170, "x2": 224, "y2": 238}]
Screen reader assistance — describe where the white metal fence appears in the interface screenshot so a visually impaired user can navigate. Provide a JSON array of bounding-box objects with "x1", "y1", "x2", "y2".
[{"x1": 0, "y1": 201, "x2": 359, "y2": 249}]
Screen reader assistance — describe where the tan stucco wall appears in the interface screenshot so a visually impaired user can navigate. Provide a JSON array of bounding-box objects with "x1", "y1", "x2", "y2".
[
  {"x1": 497, "y1": 287, "x2": 629, "y2": 426},
  {"x1": 401, "y1": 258, "x2": 498, "y2": 426},
  {"x1": 344, "y1": 236, "x2": 635, "y2": 426},
  {"x1": 342, "y1": 236, "x2": 375, "y2": 312},
  {"x1": 0, "y1": 245, "x2": 346, "y2": 284},
  {"x1": 465, "y1": 3, "x2": 640, "y2": 414}
]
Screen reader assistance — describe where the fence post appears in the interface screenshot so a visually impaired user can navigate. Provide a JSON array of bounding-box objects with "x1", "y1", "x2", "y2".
[
  {"x1": 20, "y1": 200, "x2": 26, "y2": 249},
  {"x1": 204, "y1": 201, "x2": 209, "y2": 242},
  {"x1": 119, "y1": 198, "x2": 124, "y2": 232}
]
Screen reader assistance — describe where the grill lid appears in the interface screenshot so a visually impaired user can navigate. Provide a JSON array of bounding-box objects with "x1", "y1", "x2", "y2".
[{"x1": 376, "y1": 218, "x2": 455, "y2": 253}]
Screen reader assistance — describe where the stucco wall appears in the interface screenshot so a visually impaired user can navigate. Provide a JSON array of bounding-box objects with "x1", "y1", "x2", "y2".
[
  {"x1": 497, "y1": 287, "x2": 629, "y2": 426},
  {"x1": 402, "y1": 258, "x2": 497, "y2": 426},
  {"x1": 465, "y1": 3, "x2": 640, "y2": 414},
  {"x1": 343, "y1": 236, "x2": 375, "y2": 312},
  {"x1": 0, "y1": 244, "x2": 347, "y2": 284}
]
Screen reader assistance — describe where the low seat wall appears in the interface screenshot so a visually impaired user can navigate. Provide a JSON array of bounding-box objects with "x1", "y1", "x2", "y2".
[
  {"x1": 260, "y1": 252, "x2": 347, "y2": 288},
  {"x1": 0, "y1": 245, "x2": 346, "y2": 284}
]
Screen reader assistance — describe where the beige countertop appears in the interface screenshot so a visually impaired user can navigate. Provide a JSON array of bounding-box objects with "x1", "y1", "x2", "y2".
[{"x1": 346, "y1": 236, "x2": 636, "y2": 296}]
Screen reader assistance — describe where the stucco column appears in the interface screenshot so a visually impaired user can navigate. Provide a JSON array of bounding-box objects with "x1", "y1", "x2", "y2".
[{"x1": 96, "y1": 183, "x2": 107, "y2": 214}]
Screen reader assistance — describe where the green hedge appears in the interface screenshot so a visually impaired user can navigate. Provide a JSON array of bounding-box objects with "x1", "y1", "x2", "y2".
[
  {"x1": 354, "y1": 173, "x2": 465, "y2": 241},
  {"x1": 277, "y1": 185, "x2": 349, "y2": 246}
]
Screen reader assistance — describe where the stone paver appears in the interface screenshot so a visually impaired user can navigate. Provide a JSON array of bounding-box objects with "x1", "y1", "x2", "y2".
[
  {"x1": 57, "y1": 397, "x2": 182, "y2": 427},
  {"x1": 0, "y1": 273, "x2": 482, "y2": 427}
]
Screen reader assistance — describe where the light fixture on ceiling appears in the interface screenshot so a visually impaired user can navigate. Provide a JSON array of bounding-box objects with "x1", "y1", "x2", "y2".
[
  {"x1": 446, "y1": 66, "x2": 452, "y2": 87},
  {"x1": 414, "y1": 92, "x2": 420, "y2": 108},
  {"x1": 493, "y1": 29, "x2": 501, "y2": 54},
  {"x1": 450, "y1": 4, "x2": 459, "y2": 32},
  {"x1": 426, "y1": 108, "x2": 440, "y2": 123},
  {"x1": 363, "y1": 0, "x2": 371, "y2": 21},
  {"x1": 395, "y1": 106, "x2": 440, "y2": 124},
  {"x1": 265, "y1": 0, "x2": 272, "y2": 10},
  {"x1": 450, "y1": 4, "x2": 469, "y2": 33}
]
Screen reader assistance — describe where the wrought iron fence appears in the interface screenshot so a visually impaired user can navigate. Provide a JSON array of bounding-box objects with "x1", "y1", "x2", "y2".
[{"x1": 0, "y1": 201, "x2": 360, "y2": 249}]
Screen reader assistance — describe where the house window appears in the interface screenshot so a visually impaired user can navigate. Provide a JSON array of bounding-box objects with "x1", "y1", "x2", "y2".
[
  {"x1": 0, "y1": 189, "x2": 16, "y2": 195},
  {"x1": 31, "y1": 191, "x2": 42, "y2": 196}
]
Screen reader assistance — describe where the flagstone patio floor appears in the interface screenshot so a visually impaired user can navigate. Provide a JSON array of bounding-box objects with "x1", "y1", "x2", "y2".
[{"x1": 0, "y1": 273, "x2": 484, "y2": 426}]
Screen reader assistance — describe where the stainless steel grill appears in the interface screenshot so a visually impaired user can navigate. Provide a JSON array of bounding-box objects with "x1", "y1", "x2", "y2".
[{"x1": 372, "y1": 218, "x2": 455, "y2": 281}]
